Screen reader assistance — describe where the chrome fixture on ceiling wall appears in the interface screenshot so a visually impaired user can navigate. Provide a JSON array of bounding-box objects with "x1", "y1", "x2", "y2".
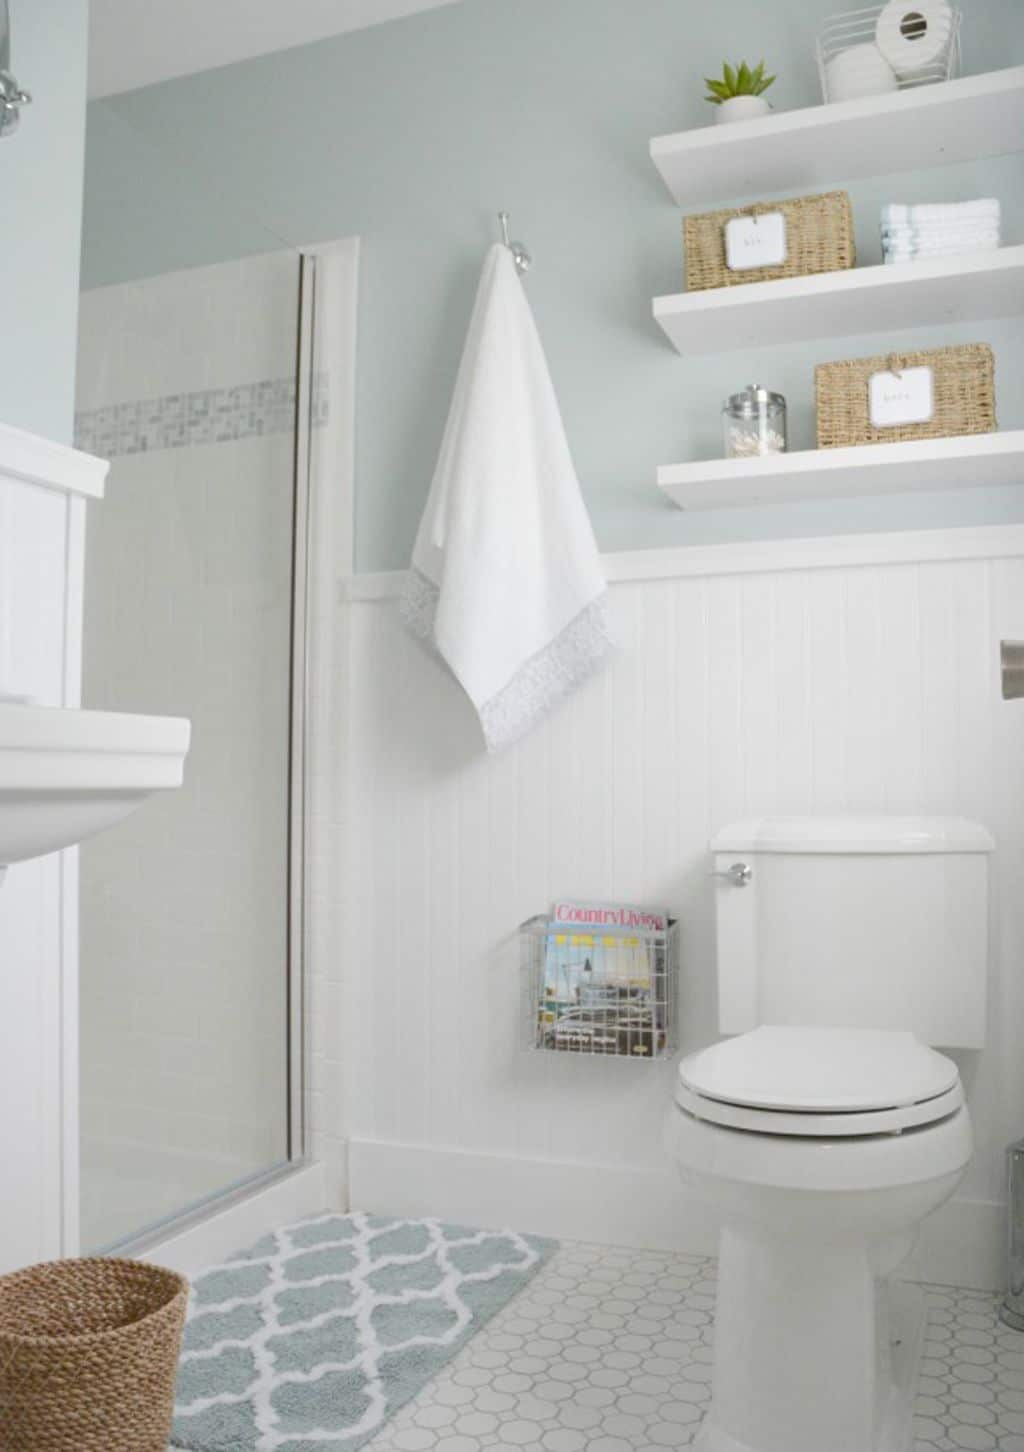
[{"x1": 0, "y1": 0, "x2": 30, "y2": 139}]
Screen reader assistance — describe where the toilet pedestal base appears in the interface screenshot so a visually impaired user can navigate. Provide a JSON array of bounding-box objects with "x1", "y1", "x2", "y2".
[{"x1": 693, "y1": 1224, "x2": 926, "y2": 1452}]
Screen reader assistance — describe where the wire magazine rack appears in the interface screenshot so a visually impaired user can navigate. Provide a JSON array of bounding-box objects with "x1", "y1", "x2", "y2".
[{"x1": 521, "y1": 914, "x2": 679, "y2": 1062}]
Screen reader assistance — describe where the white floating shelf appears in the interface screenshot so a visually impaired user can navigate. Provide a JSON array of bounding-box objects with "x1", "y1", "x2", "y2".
[
  {"x1": 650, "y1": 66, "x2": 1024, "y2": 209},
  {"x1": 653, "y1": 246, "x2": 1024, "y2": 354},
  {"x1": 657, "y1": 431, "x2": 1024, "y2": 511}
]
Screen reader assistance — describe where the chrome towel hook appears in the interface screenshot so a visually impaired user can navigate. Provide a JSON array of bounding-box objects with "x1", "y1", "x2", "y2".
[{"x1": 498, "y1": 211, "x2": 532, "y2": 275}]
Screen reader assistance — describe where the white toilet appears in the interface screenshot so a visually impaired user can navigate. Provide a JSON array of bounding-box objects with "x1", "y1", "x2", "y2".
[{"x1": 665, "y1": 815, "x2": 994, "y2": 1452}]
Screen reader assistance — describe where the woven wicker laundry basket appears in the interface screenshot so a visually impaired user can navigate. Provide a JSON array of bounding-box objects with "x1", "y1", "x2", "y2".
[
  {"x1": 683, "y1": 190, "x2": 855, "y2": 291},
  {"x1": 816, "y1": 342, "x2": 996, "y2": 449},
  {"x1": 0, "y1": 1256, "x2": 188, "y2": 1452}
]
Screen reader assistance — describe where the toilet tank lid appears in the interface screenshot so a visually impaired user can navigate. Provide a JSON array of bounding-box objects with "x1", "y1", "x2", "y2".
[{"x1": 711, "y1": 815, "x2": 995, "y2": 854}]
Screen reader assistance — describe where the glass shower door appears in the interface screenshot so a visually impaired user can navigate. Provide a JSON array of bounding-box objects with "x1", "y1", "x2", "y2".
[{"x1": 75, "y1": 251, "x2": 302, "y2": 1251}]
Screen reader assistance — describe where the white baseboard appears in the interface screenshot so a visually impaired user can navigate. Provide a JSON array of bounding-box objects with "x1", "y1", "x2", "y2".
[
  {"x1": 138, "y1": 1160, "x2": 327, "y2": 1277},
  {"x1": 902, "y1": 1193, "x2": 1004, "y2": 1293},
  {"x1": 349, "y1": 1139, "x2": 718, "y2": 1259},
  {"x1": 349, "y1": 1138, "x2": 1004, "y2": 1292}
]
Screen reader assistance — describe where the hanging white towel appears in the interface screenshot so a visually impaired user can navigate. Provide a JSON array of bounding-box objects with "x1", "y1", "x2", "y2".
[{"x1": 401, "y1": 243, "x2": 611, "y2": 753}]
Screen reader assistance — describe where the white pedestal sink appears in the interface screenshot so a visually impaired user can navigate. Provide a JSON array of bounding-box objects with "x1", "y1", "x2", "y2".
[
  {"x1": 0, "y1": 703, "x2": 191, "y2": 871},
  {"x1": 0, "y1": 421, "x2": 192, "y2": 1271}
]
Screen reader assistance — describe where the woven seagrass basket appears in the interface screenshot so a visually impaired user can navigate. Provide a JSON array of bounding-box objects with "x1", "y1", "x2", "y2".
[
  {"x1": 816, "y1": 343, "x2": 996, "y2": 449},
  {"x1": 0, "y1": 1257, "x2": 188, "y2": 1452},
  {"x1": 683, "y1": 190, "x2": 855, "y2": 291}
]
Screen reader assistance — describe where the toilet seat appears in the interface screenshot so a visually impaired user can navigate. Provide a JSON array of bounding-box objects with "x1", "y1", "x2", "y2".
[
  {"x1": 675, "y1": 1078, "x2": 964, "y2": 1137},
  {"x1": 676, "y1": 1024, "x2": 963, "y2": 1138}
]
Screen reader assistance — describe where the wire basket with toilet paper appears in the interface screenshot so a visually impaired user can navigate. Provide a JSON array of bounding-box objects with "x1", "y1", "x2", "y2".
[{"x1": 817, "y1": 2, "x2": 961, "y2": 105}]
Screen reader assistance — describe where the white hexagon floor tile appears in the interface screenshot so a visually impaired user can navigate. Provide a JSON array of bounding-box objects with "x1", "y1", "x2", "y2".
[{"x1": 356, "y1": 1241, "x2": 1024, "y2": 1452}]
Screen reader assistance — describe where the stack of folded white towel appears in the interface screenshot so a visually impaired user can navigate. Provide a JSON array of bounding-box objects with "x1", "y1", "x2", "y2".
[{"x1": 881, "y1": 199, "x2": 1001, "y2": 264}]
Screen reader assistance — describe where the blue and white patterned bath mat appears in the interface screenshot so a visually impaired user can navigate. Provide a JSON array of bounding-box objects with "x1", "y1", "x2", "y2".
[{"x1": 171, "y1": 1211, "x2": 557, "y2": 1451}]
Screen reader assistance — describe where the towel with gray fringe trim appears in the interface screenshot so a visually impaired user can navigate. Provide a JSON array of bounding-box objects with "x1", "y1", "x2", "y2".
[{"x1": 401, "y1": 243, "x2": 611, "y2": 752}]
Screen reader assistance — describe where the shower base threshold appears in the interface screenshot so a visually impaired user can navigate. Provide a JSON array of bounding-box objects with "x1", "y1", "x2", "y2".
[{"x1": 96, "y1": 1159, "x2": 326, "y2": 1277}]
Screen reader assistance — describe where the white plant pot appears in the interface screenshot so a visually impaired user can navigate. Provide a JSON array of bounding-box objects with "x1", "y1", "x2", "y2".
[{"x1": 713, "y1": 94, "x2": 771, "y2": 125}]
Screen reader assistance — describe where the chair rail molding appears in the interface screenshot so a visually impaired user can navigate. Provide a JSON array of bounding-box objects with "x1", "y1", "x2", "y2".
[{"x1": 340, "y1": 523, "x2": 1024, "y2": 602}]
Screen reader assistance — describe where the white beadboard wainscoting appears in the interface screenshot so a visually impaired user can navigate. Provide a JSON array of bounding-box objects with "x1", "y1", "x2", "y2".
[{"x1": 338, "y1": 525, "x2": 1024, "y2": 1293}]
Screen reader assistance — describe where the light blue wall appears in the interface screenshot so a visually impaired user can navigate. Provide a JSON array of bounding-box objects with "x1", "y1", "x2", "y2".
[
  {"x1": 81, "y1": 0, "x2": 1024, "y2": 570},
  {"x1": 0, "y1": 0, "x2": 88, "y2": 444}
]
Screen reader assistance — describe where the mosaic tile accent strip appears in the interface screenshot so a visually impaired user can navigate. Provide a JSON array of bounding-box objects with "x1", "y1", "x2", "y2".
[
  {"x1": 74, "y1": 375, "x2": 328, "y2": 459},
  {"x1": 346, "y1": 1240, "x2": 1024, "y2": 1452},
  {"x1": 171, "y1": 1213, "x2": 556, "y2": 1452}
]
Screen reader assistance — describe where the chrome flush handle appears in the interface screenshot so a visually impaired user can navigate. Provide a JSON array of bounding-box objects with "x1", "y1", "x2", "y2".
[{"x1": 711, "y1": 862, "x2": 752, "y2": 888}]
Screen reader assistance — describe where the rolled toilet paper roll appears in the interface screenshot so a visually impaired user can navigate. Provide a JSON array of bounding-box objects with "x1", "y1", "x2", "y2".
[
  {"x1": 875, "y1": 0, "x2": 954, "y2": 80},
  {"x1": 826, "y1": 43, "x2": 899, "y2": 103}
]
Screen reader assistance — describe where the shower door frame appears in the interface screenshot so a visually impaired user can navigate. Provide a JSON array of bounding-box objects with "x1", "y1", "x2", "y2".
[
  {"x1": 75, "y1": 247, "x2": 325, "y2": 1260},
  {"x1": 74, "y1": 236, "x2": 360, "y2": 1266},
  {"x1": 288, "y1": 251, "x2": 317, "y2": 1164}
]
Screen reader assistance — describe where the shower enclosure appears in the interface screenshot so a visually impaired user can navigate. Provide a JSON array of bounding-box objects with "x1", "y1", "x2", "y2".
[{"x1": 75, "y1": 251, "x2": 313, "y2": 1250}]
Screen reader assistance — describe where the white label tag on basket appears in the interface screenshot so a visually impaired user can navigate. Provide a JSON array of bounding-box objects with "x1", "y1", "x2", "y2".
[
  {"x1": 725, "y1": 212, "x2": 787, "y2": 271},
  {"x1": 869, "y1": 365, "x2": 935, "y2": 428}
]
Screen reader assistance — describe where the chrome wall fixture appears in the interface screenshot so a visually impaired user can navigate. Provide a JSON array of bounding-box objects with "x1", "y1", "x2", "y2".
[
  {"x1": 0, "y1": 0, "x2": 30, "y2": 139},
  {"x1": 498, "y1": 211, "x2": 531, "y2": 275},
  {"x1": 1000, "y1": 640, "x2": 1024, "y2": 700},
  {"x1": 711, "y1": 862, "x2": 753, "y2": 888}
]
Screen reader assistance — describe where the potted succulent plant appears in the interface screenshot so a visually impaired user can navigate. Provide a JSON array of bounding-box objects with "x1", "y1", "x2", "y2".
[{"x1": 705, "y1": 60, "x2": 776, "y2": 125}]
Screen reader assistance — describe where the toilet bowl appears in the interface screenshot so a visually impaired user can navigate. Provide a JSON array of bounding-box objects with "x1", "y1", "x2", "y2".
[
  {"x1": 666, "y1": 818, "x2": 993, "y2": 1452},
  {"x1": 667, "y1": 1026, "x2": 971, "y2": 1452}
]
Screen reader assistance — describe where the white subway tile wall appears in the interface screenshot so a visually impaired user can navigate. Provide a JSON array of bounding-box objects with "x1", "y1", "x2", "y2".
[
  {"x1": 76, "y1": 253, "x2": 301, "y2": 1250},
  {"x1": 74, "y1": 374, "x2": 328, "y2": 458}
]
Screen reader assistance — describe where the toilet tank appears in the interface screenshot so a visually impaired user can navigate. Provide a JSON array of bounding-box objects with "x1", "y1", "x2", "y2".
[{"x1": 711, "y1": 816, "x2": 994, "y2": 1049}]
